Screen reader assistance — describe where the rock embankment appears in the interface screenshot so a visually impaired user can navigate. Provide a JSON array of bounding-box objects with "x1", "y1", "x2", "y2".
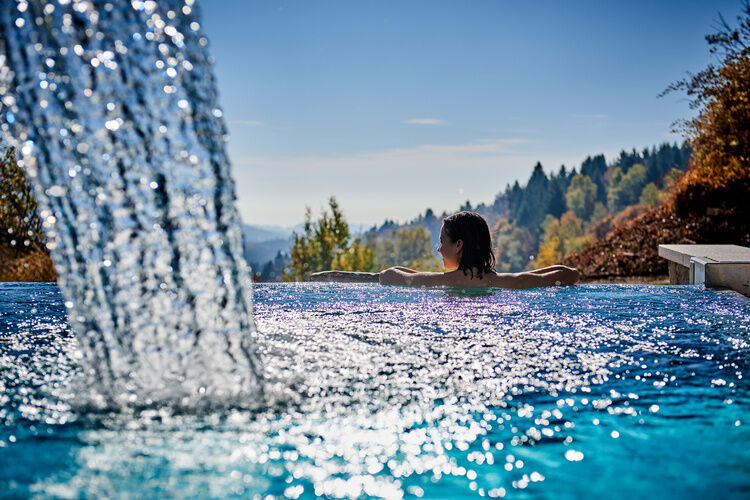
[
  {"x1": 0, "y1": 244, "x2": 56, "y2": 282},
  {"x1": 562, "y1": 205, "x2": 750, "y2": 279}
]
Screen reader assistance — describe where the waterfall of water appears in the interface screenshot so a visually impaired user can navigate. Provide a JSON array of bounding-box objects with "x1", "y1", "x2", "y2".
[{"x1": 0, "y1": 0, "x2": 262, "y2": 409}]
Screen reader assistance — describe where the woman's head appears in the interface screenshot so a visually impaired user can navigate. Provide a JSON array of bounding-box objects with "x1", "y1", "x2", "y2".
[{"x1": 438, "y1": 211, "x2": 495, "y2": 278}]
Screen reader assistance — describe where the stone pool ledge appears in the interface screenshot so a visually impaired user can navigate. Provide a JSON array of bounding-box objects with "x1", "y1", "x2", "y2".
[
  {"x1": 659, "y1": 244, "x2": 750, "y2": 297},
  {"x1": 579, "y1": 275, "x2": 669, "y2": 285}
]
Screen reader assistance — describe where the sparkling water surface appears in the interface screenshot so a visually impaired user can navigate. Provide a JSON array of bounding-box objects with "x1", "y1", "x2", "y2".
[{"x1": 1, "y1": 282, "x2": 748, "y2": 499}]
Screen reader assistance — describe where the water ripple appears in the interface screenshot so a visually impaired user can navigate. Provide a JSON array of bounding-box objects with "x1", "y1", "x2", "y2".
[{"x1": 4, "y1": 283, "x2": 748, "y2": 498}]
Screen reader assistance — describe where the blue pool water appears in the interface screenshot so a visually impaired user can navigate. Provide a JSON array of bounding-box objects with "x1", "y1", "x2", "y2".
[{"x1": 1, "y1": 282, "x2": 749, "y2": 499}]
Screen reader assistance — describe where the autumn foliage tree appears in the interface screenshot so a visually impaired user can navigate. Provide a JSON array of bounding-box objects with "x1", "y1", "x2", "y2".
[
  {"x1": 284, "y1": 197, "x2": 376, "y2": 281},
  {"x1": 0, "y1": 144, "x2": 55, "y2": 281},
  {"x1": 607, "y1": 164, "x2": 647, "y2": 212},
  {"x1": 0, "y1": 145, "x2": 45, "y2": 252},
  {"x1": 366, "y1": 226, "x2": 441, "y2": 271},
  {"x1": 565, "y1": 174, "x2": 598, "y2": 220},
  {"x1": 532, "y1": 211, "x2": 591, "y2": 268},
  {"x1": 662, "y1": 2, "x2": 750, "y2": 215},
  {"x1": 491, "y1": 218, "x2": 536, "y2": 272}
]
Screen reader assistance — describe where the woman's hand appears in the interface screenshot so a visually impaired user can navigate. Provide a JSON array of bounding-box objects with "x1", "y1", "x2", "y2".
[
  {"x1": 524, "y1": 265, "x2": 580, "y2": 284},
  {"x1": 393, "y1": 267, "x2": 418, "y2": 273},
  {"x1": 561, "y1": 266, "x2": 581, "y2": 285},
  {"x1": 531, "y1": 266, "x2": 580, "y2": 286}
]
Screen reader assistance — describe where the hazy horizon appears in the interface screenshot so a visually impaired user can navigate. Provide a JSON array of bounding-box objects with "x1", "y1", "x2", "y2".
[{"x1": 201, "y1": 0, "x2": 742, "y2": 227}]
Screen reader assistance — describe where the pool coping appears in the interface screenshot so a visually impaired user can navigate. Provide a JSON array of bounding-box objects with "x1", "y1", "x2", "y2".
[{"x1": 659, "y1": 244, "x2": 750, "y2": 297}]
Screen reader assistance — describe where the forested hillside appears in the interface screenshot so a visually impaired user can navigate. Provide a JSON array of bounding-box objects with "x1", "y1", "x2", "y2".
[
  {"x1": 361, "y1": 142, "x2": 691, "y2": 274},
  {"x1": 563, "y1": 3, "x2": 750, "y2": 278}
]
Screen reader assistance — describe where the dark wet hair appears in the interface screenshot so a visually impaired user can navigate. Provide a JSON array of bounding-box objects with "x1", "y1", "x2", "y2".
[{"x1": 442, "y1": 211, "x2": 496, "y2": 279}]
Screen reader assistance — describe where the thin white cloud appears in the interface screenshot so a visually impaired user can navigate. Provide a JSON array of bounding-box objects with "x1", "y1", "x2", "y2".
[
  {"x1": 571, "y1": 114, "x2": 607, "y2": 119},
  {"x1": 230, "y1": 120, "x2": 264, "y2": 126},
  {"x1": 235, "y1": 138, "x2": 530, "y2": 178},
  {"x1": 230, "y1": 137, "x2": 556, "y2": 225},
  {"x1": 404, "y1": 118, "x2": 446, "y2": 125}
]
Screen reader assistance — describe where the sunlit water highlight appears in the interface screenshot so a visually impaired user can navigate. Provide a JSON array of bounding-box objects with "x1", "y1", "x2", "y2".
[
  {"x1": 0, "y1": 0, "x2": 260, "y2": 408},
  {"x1": 2, "y1": 283, "x2": 748, "y2": 498}
]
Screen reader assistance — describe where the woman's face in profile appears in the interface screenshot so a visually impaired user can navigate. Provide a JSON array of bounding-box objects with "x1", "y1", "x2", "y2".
[{"x1": 438, "y1": 224, "x2": 461, "y2": 270}]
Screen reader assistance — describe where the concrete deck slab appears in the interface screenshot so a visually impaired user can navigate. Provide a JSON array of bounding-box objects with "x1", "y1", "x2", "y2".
[{"x1": 658, "y1": 244, "x2": 750, "y2": 267}]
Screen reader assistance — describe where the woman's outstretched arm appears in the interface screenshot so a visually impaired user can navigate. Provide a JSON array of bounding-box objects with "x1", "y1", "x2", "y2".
[
  {"x1": 378, "y1": 267, "x2": 444, "y2": 286},
  {"x1": 310, "y1": 267, "x2": 423, "y2": 283},
  {"x1": 309, "y1": 271, "x2": 380, "y2": 283},
  {"x1": 492, "y1": 266, "x2": 580, "y2": 289}
]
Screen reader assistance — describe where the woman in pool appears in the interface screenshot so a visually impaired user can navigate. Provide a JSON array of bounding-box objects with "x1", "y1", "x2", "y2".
[{"x1": 310, "y1": 211, "x2": 580, "y2": 288}]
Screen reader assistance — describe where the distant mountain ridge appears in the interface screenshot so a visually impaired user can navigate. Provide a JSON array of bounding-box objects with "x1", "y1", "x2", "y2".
[
  {"x1": 241, "y1": 224, "x2": 293, "y2": 243},
  {"x1": 240, "y1": 223, "x2": 293, "y2": 280}
]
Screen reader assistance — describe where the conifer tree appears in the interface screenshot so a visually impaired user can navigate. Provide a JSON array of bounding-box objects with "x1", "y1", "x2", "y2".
[
  {"x1": 515, "y1": 162, "x2": 549, "y2": 231},
  {"x1": 284, "y1": 197, "x2": 376, "y2": 281},
  {"x1": 580, "y1": 154, "x2": 608, "y2": 204}
]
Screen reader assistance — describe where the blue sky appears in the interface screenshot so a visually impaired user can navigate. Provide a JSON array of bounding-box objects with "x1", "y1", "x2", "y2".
[{"x1": 201, "y1": 0, "x2": 741, "y2": 227}]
